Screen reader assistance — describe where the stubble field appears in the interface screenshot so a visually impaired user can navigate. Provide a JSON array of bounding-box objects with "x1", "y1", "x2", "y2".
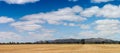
[{"x1": 0, "y1": 44, "x2": 120, "y2": 53}]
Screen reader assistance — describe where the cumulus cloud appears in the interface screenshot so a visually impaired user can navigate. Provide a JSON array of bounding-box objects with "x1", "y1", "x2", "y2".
[
  {"x1": 91, "y1": 0, "x2": 114, "y2": 3},
  {"x1": 81, "y1": 6, "x2": 100, "y2": 17},
  {"x1": 79, "y1": 19, "x2": 120, "y2": 38},
  {"x1": 95, "y1": 19, "x2": 120, "y2": 34},
  {"x1": 81, "y1": 4, "x2": 120, "y2": 18},
  {"x1": 0, "y1": 16, "x2": 14, "y2": 23},
  {"x1": 0, "y1": 32, "x2": 22, "y2": 42},
  {"x1": 17, "y1": 4, "x2": 120, "y2": 32},
  {"x1": 18, "y1": 4, "x2": 120, "y2": 32},
  {"x1": 0, "y1": 0, "x2": 40, "y2": 4},
  {"x1": 97, "y1": 4, "x2": 120, "y2": 18},
  {"x1": 9, "y1": 5, "x2": 86, "y2": 32},
  {"x1": 11, "y1": 21, "x2": 42, "y2": 31},
  {"x1": 21, "y1": 5, "x2": 86, "y2": 25}
]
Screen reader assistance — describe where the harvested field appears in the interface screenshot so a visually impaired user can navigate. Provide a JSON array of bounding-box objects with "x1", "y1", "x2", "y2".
[{"x1": 0, "y1": 44, "x2": 120, "y2": 53}]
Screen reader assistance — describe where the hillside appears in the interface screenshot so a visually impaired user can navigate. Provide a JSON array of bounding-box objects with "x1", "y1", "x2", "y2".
[{"x1": 35, "y1": 38, "x2": 120, "y2": 44}]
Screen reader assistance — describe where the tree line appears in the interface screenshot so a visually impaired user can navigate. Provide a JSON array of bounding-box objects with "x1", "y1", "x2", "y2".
[{"x1": 0, "y1": 38, "x2": 120, "y2": 44}]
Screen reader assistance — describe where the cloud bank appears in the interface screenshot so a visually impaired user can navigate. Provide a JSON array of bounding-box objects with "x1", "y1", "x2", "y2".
[
  {"x1": 0, "y1": 16, "x2": 14, "y2": 23},
  {"x1": 1, "y1": 4, "x2": 120, "y2": 42},
  {"x1": 0, "y1": 0, "x2": 40, "y2": 4},
  {"x1": 91, "y1": 0, "x2": 114, "y2": 3}
]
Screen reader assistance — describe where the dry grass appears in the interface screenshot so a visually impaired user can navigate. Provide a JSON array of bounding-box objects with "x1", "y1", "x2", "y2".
[{"x1": 0, "y1": 44, "x2": 120, "y2": 53}]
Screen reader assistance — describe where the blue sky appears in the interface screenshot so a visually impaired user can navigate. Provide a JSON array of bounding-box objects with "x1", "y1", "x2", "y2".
[{"x1": 0, "y1": 0, "x2": 120, "y2": 42}]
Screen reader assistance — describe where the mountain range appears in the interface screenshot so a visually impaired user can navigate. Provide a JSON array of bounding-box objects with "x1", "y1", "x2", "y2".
[{"x1": 35, "y1": 38, "x2": 120, "y2": 44}]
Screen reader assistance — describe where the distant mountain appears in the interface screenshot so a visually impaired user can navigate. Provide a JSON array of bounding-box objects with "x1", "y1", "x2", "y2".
[
  {"x1": 53, "y1": 39, "x2": 81, "y2": 43},
  {"x1": 84, "y1": 38, "x2": 114, "y2": 43},
  {"x1": 35, "y1": 38, "x2": 120, "y2": 44}
]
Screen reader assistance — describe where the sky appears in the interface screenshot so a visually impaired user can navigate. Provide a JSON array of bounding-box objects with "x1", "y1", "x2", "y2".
[{"x1": 0, "y1": 0, "x2": 120, "y2": 42}]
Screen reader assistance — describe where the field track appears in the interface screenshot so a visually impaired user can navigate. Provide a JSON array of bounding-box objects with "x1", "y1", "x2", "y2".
[{"x1": 0, "y1": 44, "x2": 120, "y2": 53}]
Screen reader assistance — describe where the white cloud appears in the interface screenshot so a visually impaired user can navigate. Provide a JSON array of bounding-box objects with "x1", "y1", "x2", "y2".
[
  {"x1": 81, "y1": 4, "x2": 120, "y2": 18},
  {"x1": 95, "y1": 19, "x2": 120, "y2": 36},
  {"x1": 15, "y1": 4, "x2": 120, "y2": 32},
  {"x1": 95, "y1": 19, "x2": 120, "y2": 33},
  {"x1": 79, "y1": 19, "x2": 120, "y2": 38},
  {"x1": 72, "y1": 5, "x2": 83, "y2": 13},
  {"x1": 91, "y1": 0, "x2": 114, "y2": 3},
  {"x1": 0, "y1": 32, "x2": 22, "y2": 42},
  {"x1": 21, "y1": 6, "x2": 86, "y2": 25},
  {"x1": 0, "y1": 16, "x2": 14, "y2": 23},
  {"x1": 10, "y1": 17, "x2": 55, "y2": 41},
  {"x1": 63, "y1": 23, "x2": 77, "y2": 26},
  {"x1": 68, "y1": 23, "x2": 76, "y2": 26},
  {"x1": 11, "y1": 21, "x2": 42, "y2": 31},
  {"x1": 68, "y1": 0, "x2": 78, "y2": 2},
  {"x1": 0, "y1": 29, "x2": 55, "y2": 42},
  {"x1": 0, "y1": 0, "x2": 40, "y2": 4},
  {"x1": 97, "y1": 4, "x2": 120, "y2": 18},
  {"x1": 80, "y1": 24, "x2": 90, "y2": 30},
  {"x1": 81, "y1": 6, "x2": 100, "y2": 17}
]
